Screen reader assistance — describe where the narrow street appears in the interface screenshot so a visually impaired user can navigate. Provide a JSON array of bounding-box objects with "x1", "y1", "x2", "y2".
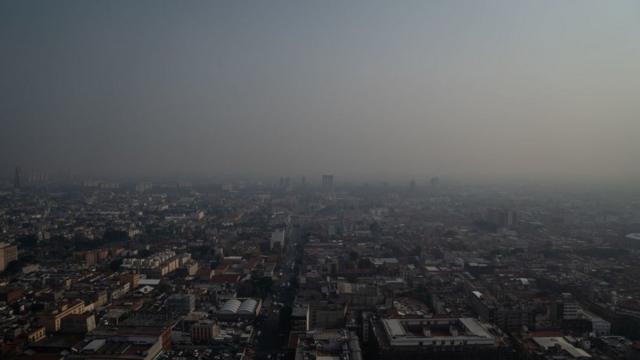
[{"x1": 254, "y1": 223, "x2": 303, "y2": 360}]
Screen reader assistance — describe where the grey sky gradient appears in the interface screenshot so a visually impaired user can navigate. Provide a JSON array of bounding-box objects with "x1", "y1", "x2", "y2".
[{"x1": 1, "y1": 0, "x2": 639, "y2": 180}]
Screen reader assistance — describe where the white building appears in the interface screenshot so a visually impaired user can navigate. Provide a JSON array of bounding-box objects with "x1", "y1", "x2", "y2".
[{"x1": 270, "y1": 228, "x2": 286, "y2": 251}]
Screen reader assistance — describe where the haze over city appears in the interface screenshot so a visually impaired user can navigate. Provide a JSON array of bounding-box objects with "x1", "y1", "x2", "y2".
[
  {"x1": 2, "y1": 0, "x2": 639, "y2": 182},
  {"x1": 5, "y1": 2, "x2": 640, "y2": 360}
]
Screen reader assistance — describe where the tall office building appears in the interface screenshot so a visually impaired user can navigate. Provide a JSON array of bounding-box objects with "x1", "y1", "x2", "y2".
[
  {"x1": 322, "y1": 174, "x2": 334, "y2": 192},
  {"x1": 429, "y1": 176, "x2": 439, "y2": 188},
  {"x1": 561, "y1": 293, "x2": 580, "y2": 320},
  {"x1": 14, "y1": 167, "x2": 21, "y2": 189},
  {"x1": 486, "y1": 208, "x2": 518, "y2": 228}
]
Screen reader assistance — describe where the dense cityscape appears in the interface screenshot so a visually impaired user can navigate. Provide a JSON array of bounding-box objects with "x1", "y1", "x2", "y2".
[
  {"x1": 1, "y1": 173, "x2": 640, "y2": 360},
  {"x1": 3, "y1": 1, "x2": 640, "y2": 359}
]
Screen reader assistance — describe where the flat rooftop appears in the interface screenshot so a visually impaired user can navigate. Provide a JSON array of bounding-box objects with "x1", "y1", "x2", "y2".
[
  {"x1": 532, "y1": 337, "x2": 591, "y2": 358},
  {"x1": 381, "y1": 318, "x2": 496, "y2": 348}
]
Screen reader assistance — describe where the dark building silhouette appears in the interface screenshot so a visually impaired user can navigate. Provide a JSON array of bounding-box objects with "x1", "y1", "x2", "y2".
[
  {"x1": 14, "y1": 166, "x2": 21, "y2": 189},
  {"x1": 322, "y1": 174, "x2": 334, "y2": 192},
  {"x1": 485, "y1": 208, "x2": 518, "y2": 228}
]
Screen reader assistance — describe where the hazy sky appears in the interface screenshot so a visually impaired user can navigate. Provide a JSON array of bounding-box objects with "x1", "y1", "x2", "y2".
[{"x1": 1, "y1": 0, "x2": 639, "y2": 181}]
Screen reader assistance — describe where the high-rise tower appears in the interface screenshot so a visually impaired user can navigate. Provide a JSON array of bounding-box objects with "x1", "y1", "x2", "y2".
[
  {"x1": 322, "y1": 174, "x2": 334, "y2": 192},
  {"x1": 14, "y1": 167, "x2": 21, "y2": 189}
]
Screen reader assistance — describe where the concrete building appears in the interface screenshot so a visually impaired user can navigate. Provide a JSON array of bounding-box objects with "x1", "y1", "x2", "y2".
[
  {"x1": 66, "y1": 338, "x2": 163, "y2": 360},
  {"x1": 322, "y1": 174, "x2": 334, "y2": 192},
  {"x1": 295, "y1": 329, "x2": 362, "y2": 360},
  {"x1": 562, "y1": 293, "x2": 580, "y2": 320},
  {"x1": 61, "y1": 313, "x2": 97, "y2": 334},
  {"x1": 530, "y1": 336, "x2": 591, "y2": 359},
  {"x1": 191, "y1": 320, "x2": 220, "y2": 343},
  {"x1": 373, "y1": 317, "x2": 505, "y2": 360},
  {"x1": 306, "y1": 302, "x2": 347, "y2": 331},
  {"x1": 588, "y1": 313, "x2": 611, "y2": 337},
  {"x1": 90, "y1": 313, "x2": 175, "y2": 351},
  {"x1": 121, "y1": 251, "x2": 191, "y2": 278},
  {"x1": 485, "y1": 208, "x2": 518, "y2": 228},
  {"x1": 166, "y1": 294, "x2": 196, "y2": 315},
  {"x1": 120, "y1": 272, "x2": 140, "y2": 289},
  {"x1": 26, "y1": 326, "x2": 46, "y2": 343},
  {"x1": 270, "y1": 227, "x2": 286, "y2": 251},
  {"x1": 0, "y1": 242, "x2": 18, "y2": 272},
  {"x1": 39, "y1": 300, "x2": 85, "y2": 332}
]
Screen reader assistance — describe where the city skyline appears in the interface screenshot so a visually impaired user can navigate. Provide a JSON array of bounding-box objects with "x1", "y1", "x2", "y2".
[
  {"x1": 2, "y1": 2, "x2": 640, "y2": 359},
  {"x1": 2, "y1": 1, "x2": 640, "y2": 181}
]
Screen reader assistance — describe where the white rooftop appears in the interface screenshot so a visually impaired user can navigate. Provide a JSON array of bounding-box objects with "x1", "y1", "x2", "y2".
[{"x1": 533, "y1": 337, "x2": 591, "y2": 358}]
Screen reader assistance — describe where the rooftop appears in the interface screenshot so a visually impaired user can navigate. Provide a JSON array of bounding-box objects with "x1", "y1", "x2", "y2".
[
  {"x1": 381, "y1": 318, "x2": 497, "y2": 347},
  {"x1": 532, "y1": 337, "x2": 591, "y2": 359}
]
